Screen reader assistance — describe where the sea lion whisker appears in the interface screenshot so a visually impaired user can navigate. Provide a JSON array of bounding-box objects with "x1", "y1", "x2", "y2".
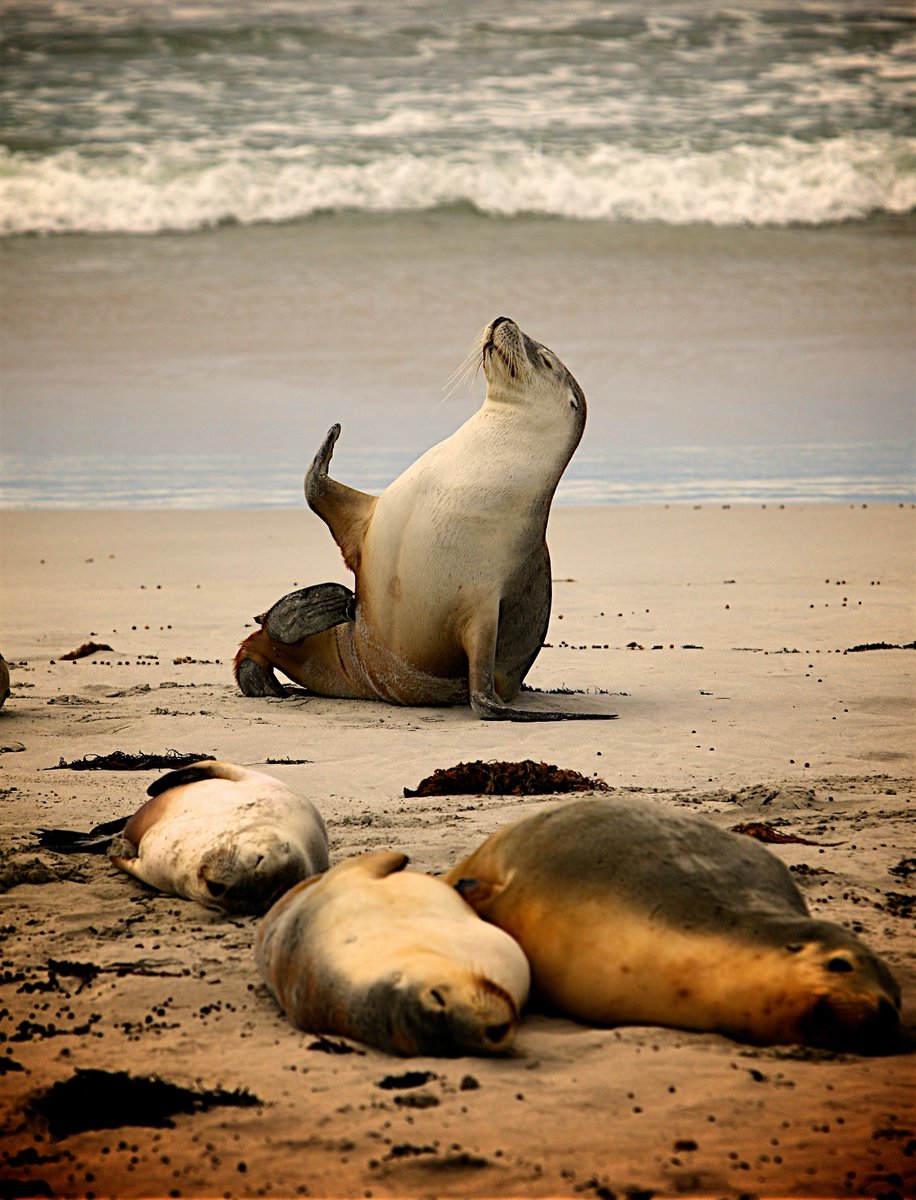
[{"x1": 441, "y1": 336, "x2": 485, "y2": 405}]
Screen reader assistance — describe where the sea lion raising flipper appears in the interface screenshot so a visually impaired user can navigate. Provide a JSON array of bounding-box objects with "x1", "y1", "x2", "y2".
[
  {"x1": 445, "y1": 798, "x2": 901, "y2": 1051},
  {"x1": 235, "y1": 317, "x2": 616, "y2": 721},
  {"x1": 255, "y1": 850, "x2": 531, "y2": 1057}
]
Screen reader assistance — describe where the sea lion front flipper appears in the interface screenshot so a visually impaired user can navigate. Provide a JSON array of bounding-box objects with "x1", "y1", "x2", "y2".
[
  {"x1": 472, "y1": 692, "x2": 617, "y2": 721},
  {"x1": 305, "y1": 424, "x2": 377, "y2": 573},
  {"x1": 107, "y1": 834, "x2": 138, "y2": 862},
  {"x1": 344, "y1": 850, "x2": 410, "y2": 879},
  {"x1": 453, "y1": 876, "x2": 502, "y2": 911},
  {"x1": 259, "y1": 583, "x2": 355, "y2": 645},
  {"x1": 466, "y1": 611, "x2": 617, "y2": 722},
  {"x1": 146, "y1": 760, "x2": 244, "y2": 798}
]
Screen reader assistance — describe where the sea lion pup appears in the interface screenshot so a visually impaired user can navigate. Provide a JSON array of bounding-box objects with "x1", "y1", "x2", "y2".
[
  {"x1": 235, "y1": 316, "x2": 615, "y2": 721},
  {"x1": 255, "y1": 850, "x2": 530, "y2": 1057},
  {"x1": 105, "y1": 762, "x2": 329, "y2": 914},
  {"x1": 444, "y1": 798, "x2": 901, "y2": 1051},
  {"x1": 0, "y1": 653, "x2": 9, "y2": 708}
]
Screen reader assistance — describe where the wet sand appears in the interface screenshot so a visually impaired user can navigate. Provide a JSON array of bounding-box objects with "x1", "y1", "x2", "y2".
[{"x1": 2, "y1": 214, "x2": 913, "y2": 463}]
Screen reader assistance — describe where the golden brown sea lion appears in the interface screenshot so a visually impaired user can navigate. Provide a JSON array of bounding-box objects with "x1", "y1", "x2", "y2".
[
  {"x1": 235, "y1": 316, "x2": 615, "y2": 721},
  {"x1": 445, "y1": 798, "x2": 901, "y2": 1050},
  {"x1": 255, "y1": 850, "x2": 531, "y2": 1056}
]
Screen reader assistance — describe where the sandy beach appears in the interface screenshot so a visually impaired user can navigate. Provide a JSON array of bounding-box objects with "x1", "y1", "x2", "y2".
[{"x1": 0, "y1": 501, "x2": 913, "y2": 1199}]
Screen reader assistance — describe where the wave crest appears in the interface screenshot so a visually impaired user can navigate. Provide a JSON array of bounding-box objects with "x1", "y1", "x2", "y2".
[{"x1": 1, "y1": 135, "x2": 913, "y2": 235}]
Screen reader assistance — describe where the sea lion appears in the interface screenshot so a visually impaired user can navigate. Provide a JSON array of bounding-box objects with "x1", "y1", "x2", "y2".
[
  {"x1": 255, "y1": 850, "x2": 530, "y2": 1056},
  {"x1": 445, "y1": 798, "x2": 901, "y2": 1050},
  {"x1": 0, "y1": 653, "x2": 9, "y2": 709},
  {"x1": 105, "y1": 762, "x2": 329, "y2": 914},
  {"x1": 235, "y1": 316, "x2": 615, "y2": 721}
]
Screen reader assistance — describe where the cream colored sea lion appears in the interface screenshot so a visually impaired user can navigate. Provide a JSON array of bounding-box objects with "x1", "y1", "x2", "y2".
[
  {"x1": 0, "y1": 653, "x2": 10, "y2": 709},
  {"x1": 106, "y1": 761, "x2": 329, "y2": 914},
  {"x1": 445, "y1": 798, "x2": 901, "y2": 1050},
  {"x1": 235, "y1": 316, "x2": 615, "y2": 721},
  {"x1": 255, "y1": 850, "x2": 530, "y2": 1056}
]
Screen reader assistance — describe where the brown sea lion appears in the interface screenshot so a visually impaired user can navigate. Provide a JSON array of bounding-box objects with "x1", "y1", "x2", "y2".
[{"x1": 445, "y1": 797, "x2": 901, "y2": 1050}]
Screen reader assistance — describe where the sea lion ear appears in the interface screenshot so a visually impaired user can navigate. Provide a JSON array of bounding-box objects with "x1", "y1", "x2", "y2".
[{"x1": 453, "y1": 877, "x2": 498, "y2": 910}]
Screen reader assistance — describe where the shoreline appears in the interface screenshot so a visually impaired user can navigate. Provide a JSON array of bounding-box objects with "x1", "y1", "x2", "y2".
[
  {"x1": 0, "y1": 503, "x2": 913, "y2": 1198},
  {"x1": 2, "y1": 474, "x2": 915, "y2": 511}
]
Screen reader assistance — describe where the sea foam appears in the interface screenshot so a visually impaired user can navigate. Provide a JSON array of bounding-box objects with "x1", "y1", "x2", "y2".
[{"x1": 1, "y1": 134, "x2": 913, "y2": 235}]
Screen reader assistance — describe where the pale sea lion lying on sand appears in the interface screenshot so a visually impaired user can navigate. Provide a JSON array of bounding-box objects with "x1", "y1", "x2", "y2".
[
  {"x1": 40, "y1": 762, "x2": 329, "y2": 914},
  {"x1": 256, "y1": 850, "x2": 531, "y2": 1056}
]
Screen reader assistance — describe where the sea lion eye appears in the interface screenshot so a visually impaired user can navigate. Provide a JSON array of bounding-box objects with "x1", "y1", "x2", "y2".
[
  {"x1": 430, "y1": 988, "x2": 448, "y2": 1007},
  {"x1": 826, "y1": 956, "x2": 854, "y2": 973},
  {"x1": 785, "y1": 944, "x2": 802, "y2": 954}
]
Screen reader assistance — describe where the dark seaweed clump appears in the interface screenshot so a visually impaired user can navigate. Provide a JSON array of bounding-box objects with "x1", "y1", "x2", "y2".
[
  {"x1": 29, "y1": 1069, "x2": 260, "y2": 1138},
  {"x1": 405, "y1": 759, "x2": 609, "y2": 797},
  {"x1": 49, "y1": 750, "x2": 215, "y2": 772}
]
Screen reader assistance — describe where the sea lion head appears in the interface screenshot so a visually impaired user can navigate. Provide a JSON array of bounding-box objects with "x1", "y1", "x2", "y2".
[
  {"x1": 197, "y1": 832, "x2": 310, "y2": 915},
  {"x1": 780, "y1": 918, "x2": 901, "y2": 1051},
  {"x1": 481, "y1": 316, "x2": 586, "y2": 420},
  {"x1": 366, "y1": 969, "x2": 521, "y2": 1057}
]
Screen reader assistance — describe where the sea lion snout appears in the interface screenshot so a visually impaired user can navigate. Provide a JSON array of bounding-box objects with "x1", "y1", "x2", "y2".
[
  {"x1": 801, "y1": 990, "x2": 900, "y2": 1051},
  {"x1": 483, "y1": 315, "x2": 526, "y2": 380},
  {"x1": 398, "y1": 976, "x2": 520, "y2": 1057},
  {"x1": 199, "y1": 839, "x2": 308, "y2": 914}
]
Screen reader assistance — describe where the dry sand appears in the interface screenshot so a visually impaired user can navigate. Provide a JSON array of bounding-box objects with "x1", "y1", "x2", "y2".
[{"x1": 0, "y1": 502, "x2": 914, "y2": 1199}]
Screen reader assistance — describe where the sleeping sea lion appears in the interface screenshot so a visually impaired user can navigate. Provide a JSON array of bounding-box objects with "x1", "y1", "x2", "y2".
[
  {"x1": 445, "y1": 798, "x2": 901, "y2": 1050},
  {"x1": 255, "y1": 850, "x2": 530, "y2": 1056},
  {"x1": 105, "y1": 761, "x2": 329, "y2": 913}
]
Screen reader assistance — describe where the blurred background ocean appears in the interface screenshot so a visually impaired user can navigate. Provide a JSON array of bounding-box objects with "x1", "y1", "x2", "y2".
[{"x1": 1, "y1": 0, "x2": 914, "y2": 507}]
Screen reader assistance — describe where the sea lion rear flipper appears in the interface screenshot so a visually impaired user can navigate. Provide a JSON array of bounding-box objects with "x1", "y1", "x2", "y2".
[
  {"x1": 236, "y1": 655, "x2": 289, "y2": 697},
  {"x1": 305, "y1": 424, "x2": 377, "y2": 573},
  {"x1": 259, "y1": 583, "x2": 355, "y2": 645},
  {"x1": 36, "y1": 815, "x2": 130, "y2": 854}
]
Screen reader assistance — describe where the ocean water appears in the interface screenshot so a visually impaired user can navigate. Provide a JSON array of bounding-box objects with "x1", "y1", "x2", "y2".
[
  {"x1": 1, "y1": 441, "x2": 913, "y2": 509},
  {"x1": 1, "y1": 1, "x2": 914, "y2": 509},
  {"x1": 2, "y1": 0, "x2": 913, "y2": 233}
]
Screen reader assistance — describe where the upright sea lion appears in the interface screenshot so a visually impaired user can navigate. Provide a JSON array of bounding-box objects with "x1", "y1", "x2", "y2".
[
  {"x1": 255, "y1": 850, "x2": 530, "y2": 1057},
  {"x1": 235, "y1": 316, "x2": 615, "y2": 721},
  {"x1": 101, "y1": 762, "x2": 329, "y2": 914},
  {"x1": 445, "y1": 798, "x2": 901, "y2": 1050}
]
